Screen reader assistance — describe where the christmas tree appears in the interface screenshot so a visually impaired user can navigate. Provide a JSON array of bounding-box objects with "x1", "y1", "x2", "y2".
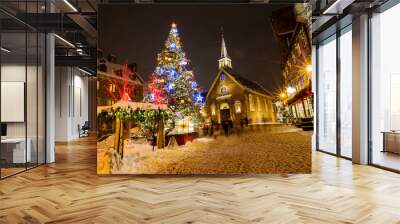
[{"x1": 147, "y1": 22, "x2": 204, "y2": 128}]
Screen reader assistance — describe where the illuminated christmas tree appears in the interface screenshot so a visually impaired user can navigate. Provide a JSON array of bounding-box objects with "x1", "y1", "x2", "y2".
[{"x1": 147, "y1": 22, "x2": 204, "y2": 127}]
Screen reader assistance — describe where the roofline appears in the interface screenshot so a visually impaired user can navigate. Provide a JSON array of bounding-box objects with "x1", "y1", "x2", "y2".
[{"x1": 206, "y1": 68, "x2": 274, "y2": 100}]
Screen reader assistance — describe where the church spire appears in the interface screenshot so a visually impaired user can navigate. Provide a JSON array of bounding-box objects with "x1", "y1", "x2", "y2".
[
  {"x1": 221, "y1": 32, "x2": 228, "y2": 58},
  {"x1": 218, "y1": 27, "x2": 232, "y2": 70}
]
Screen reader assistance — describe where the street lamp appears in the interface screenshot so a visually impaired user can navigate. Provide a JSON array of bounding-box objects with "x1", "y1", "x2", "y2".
[
  {"x1": 306, "y1": 64, "x2": 312, "y2": 73},
  {"x1": 287, "y1": 86, "x2": 296, "y2": 95}
]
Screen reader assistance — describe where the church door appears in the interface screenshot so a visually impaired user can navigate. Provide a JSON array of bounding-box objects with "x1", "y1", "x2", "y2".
[
  {"x1": 219, "y1": 102, "x2": 231, "y2": 121},
  {"x1": 220, "y1": 108, "x2": 231, "y2": 121}
]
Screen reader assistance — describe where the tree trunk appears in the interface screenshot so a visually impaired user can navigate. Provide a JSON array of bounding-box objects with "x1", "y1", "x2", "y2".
[
  {"x1": 157, "y1": 114, "x2": 165, "y2": 149},
  {"x1": 114, "y1": 117, "x2": 124, "y2": 157}
]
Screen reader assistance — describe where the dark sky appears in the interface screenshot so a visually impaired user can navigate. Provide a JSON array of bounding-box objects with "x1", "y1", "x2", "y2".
[{"x1": 98, "y1": 4, "x2": 287, "y2": 92}]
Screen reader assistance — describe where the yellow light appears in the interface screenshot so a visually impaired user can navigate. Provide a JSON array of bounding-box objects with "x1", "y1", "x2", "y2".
[
  {"x1": 280, "y1": 93, "x2": 286, "y2": 98},
  {"x1": 306, "y1": 64, "x2": 312, "y2": 73},
  {"x1": 171, "y1": 22, "x2": 177, "y2": 28}
]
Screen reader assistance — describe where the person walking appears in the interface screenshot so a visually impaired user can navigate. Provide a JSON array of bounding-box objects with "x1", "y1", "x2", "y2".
[{"x1": 222, "y1": 121, "x2": 229, "y2": 136}]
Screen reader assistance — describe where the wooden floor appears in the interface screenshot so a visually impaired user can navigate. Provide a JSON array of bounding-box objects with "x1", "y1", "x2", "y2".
[{"x1": 1, "y1": 135, "x2": 400, "y2": 223}]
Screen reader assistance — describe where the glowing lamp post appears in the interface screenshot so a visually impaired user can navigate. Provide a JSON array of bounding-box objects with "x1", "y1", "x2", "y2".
[
  {"x1": 287, "y1": 86, "x2": 296, "y2": 95},
  {"x1": 306, "y1": 64, "x2": 312, "y2": 73}
]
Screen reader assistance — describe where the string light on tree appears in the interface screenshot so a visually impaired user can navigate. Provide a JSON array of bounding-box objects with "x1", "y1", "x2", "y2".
[{"x1": 145, "y1": 22, "x2": 204, "y2": 130}]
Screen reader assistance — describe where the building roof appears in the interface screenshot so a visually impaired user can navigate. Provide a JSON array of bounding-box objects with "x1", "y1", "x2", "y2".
[
  {"x1": 223, "y1": 68, "x2": 272, "y2": 96},
  {"x1": 230, "y1": 74, "x2": 272, "y2": 96}
]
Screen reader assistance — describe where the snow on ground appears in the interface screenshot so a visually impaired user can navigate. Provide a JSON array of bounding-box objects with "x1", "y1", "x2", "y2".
[{"x1": 98, "y1": 128, "x2": 312, "y2": 174}]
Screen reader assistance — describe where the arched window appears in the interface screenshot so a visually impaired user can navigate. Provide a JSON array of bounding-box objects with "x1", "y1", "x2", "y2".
[
  {"x1": 264, "y1": 98, "x2": 269, "y2": 112},
  {"x1": 211, "y1": 104, "x2": 216, "y2": 116},
  {"x1": 249, "y1": 94, "x2": 255, "y2": 111},
  {"x1": 235, "y1": 101, "x2": 241, "y2": 113},
  {"x1": 220, "y1": 86, "x2": 228, "y2": 95},
  {"x1": 220, "y1": 102, "x2": 230, "y2": 110}
]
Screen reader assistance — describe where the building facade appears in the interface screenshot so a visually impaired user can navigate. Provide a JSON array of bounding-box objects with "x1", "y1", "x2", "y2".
[
  {"x1": 271, "y1": 5, "x2": 313, "y2": 127},
  {"x1": 97, "y1": 53, "x2": 144, "y2": 106},
  {"x1": 205, "y1": 34, "x2": 276, "y2": 125}
]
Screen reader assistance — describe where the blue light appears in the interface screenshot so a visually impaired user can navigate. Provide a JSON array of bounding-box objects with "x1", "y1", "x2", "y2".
[
  {"x1": 167, "y1": 83, "x2": 174, "y2": 91},
  {"x1": 191, "y1": 81, "x2": 197, "y2": 88},
  {"x1": 170, "y1": 28, "x2": 178, "y2": 33},
  {"x1": 169, "y1": 42, "x2": 176, "y2": 49},
  {"x1": 195, "y1": 93, "x2": 203, "y2": 103},
  {"x1": 170, "y1": 70, "x2": 177, "y2": 78}
]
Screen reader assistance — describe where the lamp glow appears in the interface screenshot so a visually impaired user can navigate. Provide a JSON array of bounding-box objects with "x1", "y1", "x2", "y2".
[
  {"x1": 287, "y1": 86, "x2": 296, "y2": 95},
  {"x1": 306, "y1": 64, "x2": 312, "y2": 73}
]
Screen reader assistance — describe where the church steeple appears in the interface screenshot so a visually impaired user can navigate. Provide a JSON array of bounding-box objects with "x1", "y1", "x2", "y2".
[{"x1": 218, "y1": 29, "x2": 232, "y2": 70}]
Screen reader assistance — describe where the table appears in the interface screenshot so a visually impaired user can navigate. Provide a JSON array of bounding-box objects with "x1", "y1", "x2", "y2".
[
  {"x1": 1, "y1": 138, "x2": 32, "y2": 164},
  {"x1": 381, "y1": 131, "x2": 400, "y2": 154}
]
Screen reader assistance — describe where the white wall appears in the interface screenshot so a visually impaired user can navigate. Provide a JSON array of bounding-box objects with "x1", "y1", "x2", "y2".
[
  {"x1": 54, "y1": 67, "x2": 89, "y2": 141},
  {"x1": 1, "y1": 63, "x2": 46, "y2": 164}
]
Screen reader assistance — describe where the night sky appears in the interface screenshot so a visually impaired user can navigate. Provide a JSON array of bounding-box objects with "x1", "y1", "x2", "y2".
[{"x1": 98, "y1": 4, "x2": 288, "y2": 92}]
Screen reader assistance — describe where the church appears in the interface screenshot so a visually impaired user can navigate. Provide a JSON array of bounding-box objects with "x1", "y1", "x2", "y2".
[{"x1": 205, "y1": 33, "x2": 276, "y2": 125}]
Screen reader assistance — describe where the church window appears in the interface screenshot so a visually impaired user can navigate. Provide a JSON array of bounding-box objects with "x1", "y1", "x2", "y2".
[
  {"x1": 257, "y1": 96, "x2": 262, "y2": 112},
  {"x1": 235, "y1": 101, "x2": 242, "y2": 113},
  {"x1": 264, "y1": 98, "x2": 269, "y2": 112},
  {"x1": 249, "y1": 94, "x2": 255, "y2": 111},
  {"x1": 211, "y1": 104, "x2": 216, "y2": 116},
  {"x1": 220, "y1": 74, "x2": 225, "y2": 81},
  {"x1": 220, "y1": 86, "x2": 228, "y2": 95},
  {"x1": 220, "y1": 103, "x2": 229, "y2": 110}
]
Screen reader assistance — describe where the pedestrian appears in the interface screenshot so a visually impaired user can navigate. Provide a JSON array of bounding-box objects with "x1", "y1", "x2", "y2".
[{"x1": 223, "y1": 121, "x2": 229, "y2": 136}]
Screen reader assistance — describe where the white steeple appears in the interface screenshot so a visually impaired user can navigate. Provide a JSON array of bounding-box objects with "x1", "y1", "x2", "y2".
[{"x1": 218, "y1": 30, "x2": 232, "y2": 70}]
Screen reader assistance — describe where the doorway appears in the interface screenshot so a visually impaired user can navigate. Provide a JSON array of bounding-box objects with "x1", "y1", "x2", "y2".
[{"x1": 220, "y1": 103, "x2": 231, "y2": 121}]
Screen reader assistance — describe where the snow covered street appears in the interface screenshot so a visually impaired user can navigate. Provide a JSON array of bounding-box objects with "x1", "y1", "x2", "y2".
[{"x1": 98, "y1": 128, "x2": 312, "y2": 174}]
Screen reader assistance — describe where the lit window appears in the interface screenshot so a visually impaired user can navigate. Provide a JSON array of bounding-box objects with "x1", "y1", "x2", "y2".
[
  {"x1": 211, "y1": 104, "x2": 216, "y2": 116},
  {"x1": 220, "y1": 74, "x2": 225, "y2": 80},
  {"x1": 264, "y1": 99, "x2": 268, "y2": 112},
  {"x1": 220, "y1": 103, "x2": 229, "y2": 110},
  {"x1": 220, "y1": 86, "x2": 227, "y2": 95},
  {"x1": 235, "y1": 101, "x2": 241, "y2": 113},
  {"x1": 249, "y1": 94, "x2": 255, "y2": 111}
]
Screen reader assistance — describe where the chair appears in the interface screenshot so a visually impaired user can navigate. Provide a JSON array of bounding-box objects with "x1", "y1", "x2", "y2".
[{"x1": 79, "y1": 121, "x2": 90, "y2": 138}]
